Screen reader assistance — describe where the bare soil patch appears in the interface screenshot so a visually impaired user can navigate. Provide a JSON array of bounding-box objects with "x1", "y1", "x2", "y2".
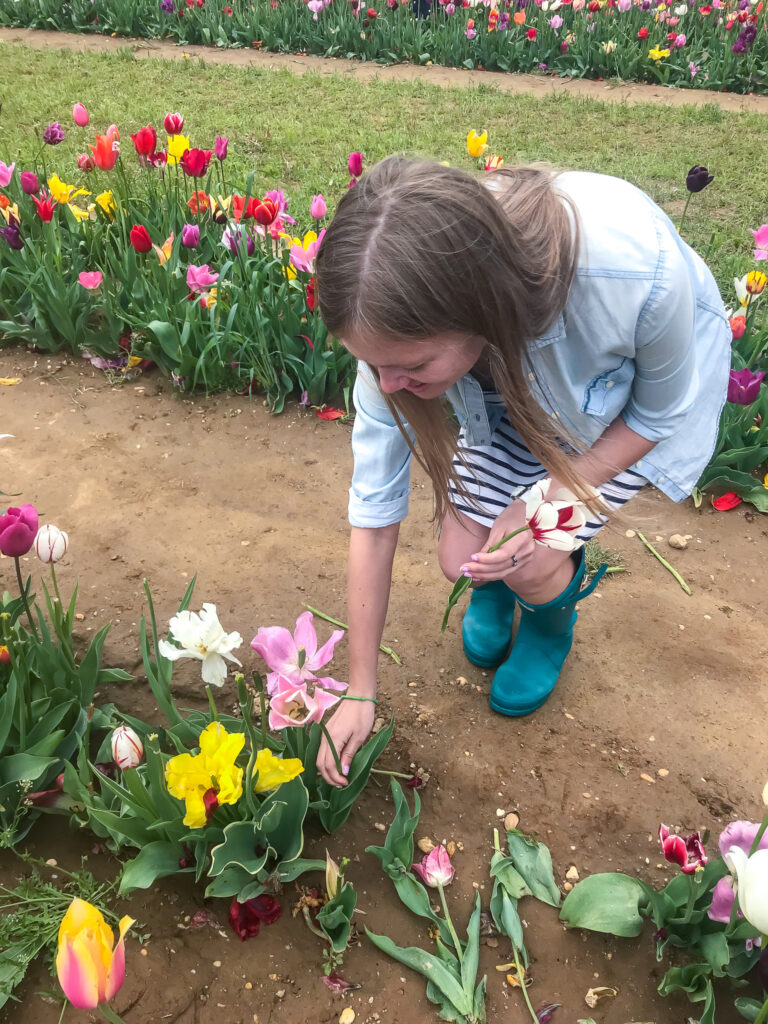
[{"x1": 0, "y1": 348, "x2": 765, "y2": 1023}]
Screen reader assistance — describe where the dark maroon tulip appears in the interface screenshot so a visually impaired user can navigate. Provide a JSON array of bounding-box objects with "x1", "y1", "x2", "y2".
[
  {"x1": 686, "y1": 165, "x2": 714, "y2": 192},
  {"x1": 228, "y1": 895, "x2": 281, "y2": 940},
  {"x1": 0, "y1": 223, "x2": 23, "y2": 250},
  {"x1": 727, "y1": 368, "x2": 765, "y2": 405},
  {"x1": 0, "y1": 504, "x2": 39, "y2": 557},
  {"x1": 20, "y1": 171, "x2": 39, "y2": 194}
]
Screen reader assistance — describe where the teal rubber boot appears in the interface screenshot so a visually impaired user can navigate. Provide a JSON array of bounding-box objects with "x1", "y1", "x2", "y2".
[
  {"x1": 461, "y1": 580, "x2": 517, "y2": 669},
  {"x1": 489, "y1": 550, "x2": 607, "y2": 716}
]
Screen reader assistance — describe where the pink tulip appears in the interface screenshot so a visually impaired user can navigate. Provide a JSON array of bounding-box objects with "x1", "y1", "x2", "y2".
[
  {"x1": 289, "y1": 228, "x2": 326, "y2": 275},
  {"x1": 752, "y1": 223, "x2": 768, "y2": 261},
  {"x1": 72, "y1": 103, "x2": 90, "y2": 127},
  {"x1": 56, "y1": 898, "x2": 133, "y2": 1010},
  {"x1": 0, "y1": 161, "x2": 15, "y2": 188},
  {"x1": 20, "y1": 171, "x2": 39, "y2": 194},
  {"x1": 78, "y1": 271, "x2": 103, "y2": 290},
  {"x1": 77, "y1": 153, "x2": 94, "y2": 173},
  {"x1": 267, "y1": 675, "x2": 342, "y2": 730},
  {"x1": 252, "y1": 610, "x2": 344, "y2": 685},
  {"x1": 412, "y1": 845, "x2": 455, "y2": 887},
  {"x1": 0, "y1": 504, "x2": 39, "y2": 557},
  {"x1": 310, "y1": 193, "x2": 327, "y2": 220},
  {"x1": 186, "y1": 264, "x2": 219, "y2": 293},
  {"x1": 214, "y1": 135, "x2": 229, "y2": 161},
  {"x1": 348, "y1": 151, "x2": 363, "y2": 178}
]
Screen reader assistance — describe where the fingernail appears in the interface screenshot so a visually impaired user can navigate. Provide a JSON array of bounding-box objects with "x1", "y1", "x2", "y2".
[
  {"x1": 342, "y1": 764, "x2": 350, "y2": 776},
  {"x1": 463, "y1": 571, "x2": 474, "y2": 579},
  {"x1": 470, "y1": 554, "x2": 479, "y2": 562}
]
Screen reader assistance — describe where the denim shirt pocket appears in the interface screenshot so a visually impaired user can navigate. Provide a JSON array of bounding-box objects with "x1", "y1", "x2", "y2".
[{"x1": 582, "y1": 358, "x2": 635, "y2": 421}]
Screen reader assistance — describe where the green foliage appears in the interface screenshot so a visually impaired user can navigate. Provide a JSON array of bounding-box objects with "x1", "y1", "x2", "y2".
[
  {"x1": 1, "y1": 0, "x2": 767, "y2": 94},
  {"x1": 0, "y1": 575, "x2": 131, "y2": 844},
  {"x1": 560, "y1": 872, "x2": 646, "y2": 937}
]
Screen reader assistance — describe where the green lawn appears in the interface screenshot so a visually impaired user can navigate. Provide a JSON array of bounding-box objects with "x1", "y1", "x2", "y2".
[{"x1": 1, "y1": 41, "x2": 765, "y2": 295}]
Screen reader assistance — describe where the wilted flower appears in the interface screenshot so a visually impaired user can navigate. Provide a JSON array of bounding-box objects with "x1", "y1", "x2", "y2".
[
  {"x1": 228, "y1": 895, "x2": 281, "y2": 940},
  {"x1": 43, "y1": 122, "x2": 66, "y2": 145},
  {"x1": 110, "y1": 725, "x2": 144, "y2": 769},
  {"x1": 0, "y1": 504, "x2": 39, "y2": 557},
  {"x1": 34, "y1": 523, "x2": 69, "y2": 562},
  {"x1": 412, "y1": 845, "x2": 455, "y2": 887},
  {"x1": 727, "y1": 368, "x2": 765, "y2": 405},
  {"x1": 158, "y1": 602, "x2": 241, "y2": 686},
  {"x1": 77, "y1": 153, "x2": 94, "y2": 173},
  {"x1": 658, "y1": 824, "x2": 707, "y2": 874},
  {"x1": 72, "y1": 103, "x2": 90, "y2": 127},
  {"x1": 686, "y1": 164, "x2": 714, "y2": 192}
]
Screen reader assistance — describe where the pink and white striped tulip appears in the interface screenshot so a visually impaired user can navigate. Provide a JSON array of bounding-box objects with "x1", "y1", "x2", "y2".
[
  {"x1": 34, "y1": 524, "x2": 69, "y2": 563},
  {"x1": 111, "y1": 724, "x2": 144, "y2": 769},
  {"x1": 412, "y1": 845, "x2": 455, "y2": 888}
]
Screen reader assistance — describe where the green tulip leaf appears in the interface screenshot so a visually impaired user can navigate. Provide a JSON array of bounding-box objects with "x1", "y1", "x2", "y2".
[
  {"x1": 560, "y1": 873, "x2": 646, "y2": 937},
  {"x1": 119, "y1": 841, "x2": 191, "y2": 894},
  {"x1": 505, "y1": 829, "x2": 561, "y2": 907}
]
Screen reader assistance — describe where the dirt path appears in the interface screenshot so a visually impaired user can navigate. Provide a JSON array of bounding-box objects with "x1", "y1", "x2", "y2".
[
  {"x1": 1, "y1": 348, "x2": 766, "y2": 1023},
  {"x1": 4, "y1": 25, "x2": 768, "y2": 113}
]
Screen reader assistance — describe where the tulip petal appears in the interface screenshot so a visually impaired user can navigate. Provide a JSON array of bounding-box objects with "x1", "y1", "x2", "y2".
[
  {"x1": 104, "y1": 916, "x2": 134, "y2": 1002},
  {"x1": 56, "y1": 937, "x2": 101, "y2": 1009},
  {"x1": 309, "y1": 629, "x2": 345, "y2": 672},
  {"x1": 251, "y1": 625, "x2": 299, "y2": 676},
  {"x1": 293, "y1": 611, "x2": 319, "y2": 660}
]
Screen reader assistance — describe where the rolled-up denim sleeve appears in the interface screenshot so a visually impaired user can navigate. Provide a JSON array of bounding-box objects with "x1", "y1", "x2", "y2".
[
  {"x1": 621, "y1": 225, "x2": 700, "y2": 443},
  {"x1": 348, "y1": 363, "x2": 414, "y2": 528}
]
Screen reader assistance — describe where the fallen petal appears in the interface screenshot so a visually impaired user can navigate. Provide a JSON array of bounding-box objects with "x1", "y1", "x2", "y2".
[
  {"x1": 316, "y1": 407, "x2": 345, "y2": 420},
  {"x1": 712, "y1": 492, "x2": 742, "y2": 511},
  {"x1": 321, "y1": 971, "x2": 361, "y2": 993},
  {"x1": 584, "y1": 986, "x2": 618, "y2": 1009},
  {"x1": 536, "y1": 1004, "x2": 561, "y2": 1023}
]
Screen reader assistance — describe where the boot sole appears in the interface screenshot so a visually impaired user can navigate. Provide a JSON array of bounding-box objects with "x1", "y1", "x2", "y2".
[
  {"x1": 489, "y1": 692, "x2": 551, "y2": 717},
  {"x1": 463, "y1": 643, "x2": 510, "y2": 670}
]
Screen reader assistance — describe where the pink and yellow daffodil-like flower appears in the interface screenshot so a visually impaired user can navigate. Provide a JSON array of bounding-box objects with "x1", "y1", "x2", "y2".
[
  {"x1": 252, "y1": 610, "x2": 345, "y2": 686},
  {"x1": 288, "y1": 229, "x2": 325, "y2": 276},
  {"x1": 252, "y1": 747, "x2": 304, "y2": 793},
  {"x1": 266, "y1": 674, "x2": 345, "y2": 730},
  {"x1": 466, "y1": 129, "x2": 488, "y2": 158},
  {"x1": 47, "y1": 173, "x2": 90, "y2": 205},
  {"x1": 166, "y1": 133, "x2": 192, "y2": 166},
  {"x1": 56, "y1": 898, "x2": 134, "y2": 1010},
  {"x1": 165, "y1": 722, "x2": 245, "y2": 827}
]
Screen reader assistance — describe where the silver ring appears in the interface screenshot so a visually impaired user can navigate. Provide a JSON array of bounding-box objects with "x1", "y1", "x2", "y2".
[{"x1": 511, "y1": 554, "x2": 518, "y2": 568}]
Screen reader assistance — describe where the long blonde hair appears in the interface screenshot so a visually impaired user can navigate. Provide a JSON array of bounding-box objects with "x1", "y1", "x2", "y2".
[{"x1": 315, "y1": 156, "x2": 596, "y2": 524}]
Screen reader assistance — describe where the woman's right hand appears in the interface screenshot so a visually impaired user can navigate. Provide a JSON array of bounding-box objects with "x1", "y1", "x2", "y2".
[{"x1": 317, "y1": 696, "x2": 377, "y2": 788}]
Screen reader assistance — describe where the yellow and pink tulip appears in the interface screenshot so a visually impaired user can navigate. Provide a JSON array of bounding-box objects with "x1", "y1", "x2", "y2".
[{"x1": 56, "y1": 897, "x2": 134, "y2": 1011}]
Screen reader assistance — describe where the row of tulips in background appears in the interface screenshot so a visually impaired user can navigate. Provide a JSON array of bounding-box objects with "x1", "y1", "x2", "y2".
[
  {"x1": 0, "y1": 105, "x2": 354, "y2": 411},
  {"x1": 0, "y1": 491, "x2": 394, "y2": 1009},
  {"x1": 0, "y1": 0, "x2": 766, "y2": 94}
]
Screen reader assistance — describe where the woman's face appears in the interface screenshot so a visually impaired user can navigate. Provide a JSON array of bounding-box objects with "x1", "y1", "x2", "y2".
[{"x1": 342, "y1": 331, "x2": 485, "y2": 400}]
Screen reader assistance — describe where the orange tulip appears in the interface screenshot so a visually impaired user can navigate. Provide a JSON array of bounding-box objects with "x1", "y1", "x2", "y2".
[{"x1": 89, "y1": 130, "x2": 120, "y2": 172}]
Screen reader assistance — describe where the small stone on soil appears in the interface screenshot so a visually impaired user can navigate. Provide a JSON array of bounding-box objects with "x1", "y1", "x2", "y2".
[
  {"x1": 504, "y1": 812, "x2": 519, "y2": 831},
  {"x1": 640, "y1": 773, "x2": 655, "y2": 784},
  {"x1": 374, "y1": 823, "x2": 386, "y2": 832},
  {"x1": 495, "y1": 808, "x2": 506, "y2": 818},
  {"x1": 668, "y1": 534, "x2": 688, "y2": 549},
  {"x1": 417, "y1": 837, "x2": 436, "y2": 854},
  {"x1": 565, "y1": 866, "x2": 579, "y2": 882},
  {"x1": 339, "y1": 1009, "x2": 356, "y2": 1024},
  {"x1": 657, "y1": 768, "x2": 669, "y2": 777}
]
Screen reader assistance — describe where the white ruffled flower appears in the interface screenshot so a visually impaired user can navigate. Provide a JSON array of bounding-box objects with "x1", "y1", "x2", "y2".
[{"x1": 158, "y1": 603, "x2": 243, "y2": 688}]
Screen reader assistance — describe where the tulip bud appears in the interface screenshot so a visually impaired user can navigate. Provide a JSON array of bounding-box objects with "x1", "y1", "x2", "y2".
[
  {"x1": 181, "y1": 223, "x2": 200, "y2": 248},
  {"x1": 348, "y1": 151, "x2": 364, "y2": 178},
  {"x1": 72, "y1": 103, "x2": 90, "y2": 127},
  {"x1": 310, "y1": 193, "x2": 327, "y2": 220},
  {"x1": 111, "y1": 725, "x2": 144, "y2": 769},
  {"x1": 20, "y1": 171, "x2": 39, "y2": 195},
  {"x1": 214, "y1": 135, "x2": 229, "y2": 162},
  {"x1": 34, "y1": 524, "x2": 69, "y2": 564}
]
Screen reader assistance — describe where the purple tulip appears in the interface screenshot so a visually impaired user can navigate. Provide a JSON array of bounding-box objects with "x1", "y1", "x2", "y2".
[
  {"x1": 161, "y1": 0, "x2": 174, "y2": 11},
  {"x1": 686, "y1": 165, "x2": 714, "y2": 193},
  {"x1": 0, "y1": 223, "x2": 23, "y2": 250},
  {"x1": 708, "y1": 876, "x2": 736, "y2": 923},
  {"x1": 43, "y1": 122, "x2": 66, "y2": 146},
  {"x1": 727, "y1": 368, "x2": 765, "y2": 405},
  {"x1": 20, "y1": 171, "x2": 39, "y2": 195},
  {"x1": 181, "y1": 223, "x2": 200, "y2": 248},
  {"x1": 0, "y1": 505, "x2": 39, "y2": 557},
  {"x1": 215, "y1": 136, "x2": 228, "y2": 162},
  {"x1": 222, "y1": 224, "x2": 254, "y2": 256},
  {"x1": 718, "y1": 820, "x2": 768, "y2": 858}
]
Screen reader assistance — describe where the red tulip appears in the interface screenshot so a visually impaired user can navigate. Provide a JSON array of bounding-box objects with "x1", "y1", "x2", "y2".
[
  {"x1": 32, "y1": 190, "x2": 57, "y2": 222},
  {"x1": 164, "y1": 112, "x2": 185, "y2": 135},
  {"x1": 712, "y1": 492, "x2": 743, "y2": 511},
  {"x1": 89, "y1": 130, "x2": 119, "y2": 171},
  {"x1": 306, "y1": 276, "x2": 316, "y2": 311},
  {"x1": 658, "y1": 824, "x2": 707, "y2": 874},
  {"x1": 228, "y1": 895, "x2": 281, "y2": 941},
  {"x1": 131, "y1": 125, "x2": 157, "y2": 157},
  {"x1": 637, "y1": 25, "x2": 648, "y2": 37},
  {"x1": 129, "y1": 224, "x2": 153, "y2": 253},
  {"x1": 729, "y1": 314, "x2": 746, "y2": 340},
  {"x1": 180, "y1": 148, "x2": 213, "y2": 177}
]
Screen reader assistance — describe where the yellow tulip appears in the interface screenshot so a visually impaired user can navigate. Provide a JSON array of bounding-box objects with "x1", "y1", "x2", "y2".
[
  {"x1": 746, "y1": 270, "x2": 767, "y2": 296},
  {"x1": 648, "y1": 47, "x2": 671, "y2": 60},
  {"x1": 47, "y1": 173, "x2": 90, "y2": 205},
  {"x1": 466, "y1": 130, "x2": 488, "y2": 159},
  {"x1": 165, "y1": 722, "x2": 244, "y2": 827},
  {"x1": 95, "y1": 191, "x2": 117, "y2": 218},
  {"x1": 56, "y1": 898, "x2": 134, "y2": 1010},
  {"x1": 167, "y1": 134, "x2": 191, "y2": 166},
  {"x1": 68, "y1": 204, "x2": 93, "y2": 223},
  {"x1": 252, "y1": 747, "x2": 304, "y2": 793}
]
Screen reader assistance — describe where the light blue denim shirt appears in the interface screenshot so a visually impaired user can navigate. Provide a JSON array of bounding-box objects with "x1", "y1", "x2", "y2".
[{"x1": 348, "y1": 170, "x2": 731, "y2": 529}]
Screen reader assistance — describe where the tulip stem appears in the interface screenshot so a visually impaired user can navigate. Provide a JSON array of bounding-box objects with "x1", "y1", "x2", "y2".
[
  {"x1": 13, "y1": 557, "x2": 39, "y2": 639},
  {"x1": 441, "y1": 525, "x2": 531, "y2": 632},
  {"x1": 511, "y1": 939, "x2": 539, "y2": 1024},
  {"x1": 749, "y1": 815, "x2": 768, "y2": 855},
  {"x1": 320, "y1": 722, "x2": 344, "y2": 776},
  {"x1": 635, "y1": 532, "x2": 692, "y2": 596},
  {"x1": 436, "y1": 882, "x2": 463, "y2": 965},
  {"x1": 99, "y1": 1005, "x2": 127, "y2": 1024},
  {"x1": 304, "y1": 605, "x2": 402, "y2": 665},
  {"x1": 677, "y1": 192, "x2": 693, "y2": 237},
  {"x1": 753, "y1": 997, "x2": 768, "y2": 1024}
]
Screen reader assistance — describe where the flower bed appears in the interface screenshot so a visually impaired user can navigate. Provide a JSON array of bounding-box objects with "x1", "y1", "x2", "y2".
[{"x1": 0, "y1": 0, "x2": 766, "y2": 94}]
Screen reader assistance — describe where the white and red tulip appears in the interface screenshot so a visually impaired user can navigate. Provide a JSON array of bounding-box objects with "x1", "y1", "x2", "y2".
[
  {"x1": 524, "y1": 478, "x2": 594, "y2": 551},
  {"x1": 412, "y1": 845, "x2": 455, "y2": 888},
  {"x1": 658, "y1": 824, "x2": 707, "y2": 874}
]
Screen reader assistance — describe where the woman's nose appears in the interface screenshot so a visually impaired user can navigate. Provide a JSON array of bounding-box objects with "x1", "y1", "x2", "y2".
[{"x1": 378, "y1": 368, "x2": 407, "y2": 393}]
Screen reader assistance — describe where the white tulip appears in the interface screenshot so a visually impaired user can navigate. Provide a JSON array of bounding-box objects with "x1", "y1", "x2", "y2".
[
  {"x1": 158, "y1": 603, "x2": 243, "y2": 688},
  {"x1": 726, "y1": 846, "x2": 768, "y2": 934},
  {"x1": 111, "y1": 725, "x2": 144, "y2": 769},
  {"x1": 34, "y1": 524, "x2": 69, "y2": 564}
]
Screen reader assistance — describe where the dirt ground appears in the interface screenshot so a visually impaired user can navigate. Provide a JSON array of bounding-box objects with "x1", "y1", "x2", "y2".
[
  {"x1": 1, "y1": 347, "x2": 766, "y2": 1024},
  {"x1": 4, "y1": 26, "x2": 768, "y2": 115}
]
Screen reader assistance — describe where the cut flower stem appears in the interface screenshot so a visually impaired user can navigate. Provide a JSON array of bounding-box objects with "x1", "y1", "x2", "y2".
[
  {"x1": 305, "y1": 605, "x2": 402, "y2": 665},
  {"x1": 635, "y1": 532, "x2": 691, "y2": 596},
  {"x1": 436, "y1": 881, "x2": 463, "y2": 965}
]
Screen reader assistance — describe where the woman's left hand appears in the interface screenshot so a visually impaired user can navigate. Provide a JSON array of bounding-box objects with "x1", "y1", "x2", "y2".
[{"x1": 463, "y1": 499, "x2": 536, "y2": 583}]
